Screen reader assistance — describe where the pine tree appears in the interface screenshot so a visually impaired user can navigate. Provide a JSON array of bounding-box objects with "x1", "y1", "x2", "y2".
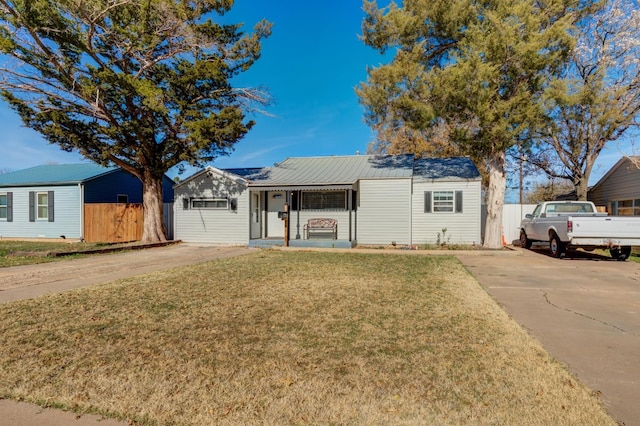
[
  {"x1": 0, "y1": 0, "x2": 271, "y2": 242},
  {"x1": 358, "y1": 0, "x2": 586, "y2": 248}
]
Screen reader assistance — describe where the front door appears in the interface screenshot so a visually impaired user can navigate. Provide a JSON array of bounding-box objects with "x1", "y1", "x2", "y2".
[
  {"x1": 250, "y1": 192, "x2": 261, "y2": 239},
  {"x1": 266, "y1": 191, "x2": 285, "y2": 238}
]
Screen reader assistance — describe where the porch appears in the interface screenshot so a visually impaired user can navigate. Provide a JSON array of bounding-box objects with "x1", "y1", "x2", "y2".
[
  {"x1": 249, "y1": 186, "x2": 358, "y2": 246},
  {"x1": 249, "y1": 238, "x2": 356, "y2": 249}
]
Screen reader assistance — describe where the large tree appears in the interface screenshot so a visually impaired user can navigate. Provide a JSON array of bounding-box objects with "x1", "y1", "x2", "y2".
[
  {"x1": 0, "y1": 0, "x2": 271, "y2": 242},
  {"x1": 528, "y1": 0, "x2": 640, "y2": 200},
  {"x1": 358, "y1": 0, "x2": 586, "y2": 248}
]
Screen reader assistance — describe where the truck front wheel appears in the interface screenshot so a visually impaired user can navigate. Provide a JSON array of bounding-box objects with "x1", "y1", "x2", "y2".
[
  {"x1": 520, "y1": 230, "x2": 532, "y2": 249},
  {"x1": 549, "y1": 233, "x2": 565, "y2": 258}
]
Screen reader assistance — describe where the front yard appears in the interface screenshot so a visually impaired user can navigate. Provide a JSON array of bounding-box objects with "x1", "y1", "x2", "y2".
[
  {"x1": 0, "y1": 240, "x2": 153, "y2": 267},
  {"x1": 0, "y1": 251, "x2": 614, "y2": 425}
]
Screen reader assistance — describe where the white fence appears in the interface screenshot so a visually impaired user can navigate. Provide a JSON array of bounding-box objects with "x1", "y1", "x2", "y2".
[{"x1": 481, "y1": 204, "x2": 536, "y2": 245}]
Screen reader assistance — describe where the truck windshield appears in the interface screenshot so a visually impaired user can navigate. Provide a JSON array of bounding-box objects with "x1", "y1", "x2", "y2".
[{"x1": 544, "y1": 203, "x2": 594, "y2": 214}]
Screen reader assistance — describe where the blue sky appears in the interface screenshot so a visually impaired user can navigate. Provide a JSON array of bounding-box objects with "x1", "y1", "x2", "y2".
[{"x1": 0, "y1": 0, "x2": 636, "y2": 196}]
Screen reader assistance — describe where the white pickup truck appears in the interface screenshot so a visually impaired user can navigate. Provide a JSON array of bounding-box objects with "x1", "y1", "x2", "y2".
[{"x1": 519, "y1": 201, "x2": 640, "y2": 260}]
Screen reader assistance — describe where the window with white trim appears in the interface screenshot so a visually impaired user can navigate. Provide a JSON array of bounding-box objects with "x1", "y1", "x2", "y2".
[
  {"x1": 433, "y1": 191, "x2": 454, "y2": 212},
  {"x1": 301, "y1": 191, "x2": 346, "y2": 210},
  {"x1": 191, "y1": 198, "x2": 228, "y2": 209},
  {"x1": 37, "y1": 192, "x2": 49, "y2": 220},
  {"x1": 424, "y1": 190, "x2": 463, "y2": 213},
  {"x1": 0, "y1": 193, "x2": 7, "y2": 220}
]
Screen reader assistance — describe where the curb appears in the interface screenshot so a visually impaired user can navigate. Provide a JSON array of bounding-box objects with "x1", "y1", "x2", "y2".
[
  {"x1": 270, "y1": 245, "x2": 522, "y2": 256},
  {"x1": 51, "y1": 240, "x2": 182, "y2": 257}
]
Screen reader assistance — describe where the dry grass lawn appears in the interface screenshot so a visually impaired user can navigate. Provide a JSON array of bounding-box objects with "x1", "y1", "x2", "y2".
[
  {"x1": 0, "y1": 240, "x2": 114, "y2": 267},
  {"x1": 0, "y1": 251, "x2": 615, "y2": 425}
]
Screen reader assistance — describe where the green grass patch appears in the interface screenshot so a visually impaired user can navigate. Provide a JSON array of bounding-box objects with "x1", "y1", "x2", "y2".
[
  {"x1": 0, "y1": 241, "x2": 133, "y2": 267},
  {"x1": 0, "y1": 251, "x2": 615, "y2": 425}
]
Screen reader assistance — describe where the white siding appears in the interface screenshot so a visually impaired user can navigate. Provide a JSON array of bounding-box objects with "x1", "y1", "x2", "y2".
[
  {"x1": 174, "y1": 175, "x2": 249, "y2": 245},
  {"x1": 412, "y1": 180, "x2": 481, "y2": 245},
  {"x1": 357, "y1": 178, "x2": 412, "y2": 245},
  {"x1": 0, "y1": 185, "x2": 82, "y2": 238}
]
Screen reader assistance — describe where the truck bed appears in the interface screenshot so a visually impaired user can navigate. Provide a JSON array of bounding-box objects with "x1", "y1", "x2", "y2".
[{"x1": 568, "y1": 215, "x2": 640, "y2": 246}]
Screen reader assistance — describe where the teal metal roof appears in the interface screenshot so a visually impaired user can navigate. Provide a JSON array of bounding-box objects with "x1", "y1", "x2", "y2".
[{"x1": 0, "y1": 163, "x2": 117, "y2": 187}]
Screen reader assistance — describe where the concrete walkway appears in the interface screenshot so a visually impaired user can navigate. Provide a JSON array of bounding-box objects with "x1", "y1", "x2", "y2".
[
  {"x1": 0, "y1": 244, "x2": 252, "y2": 425},
  {"x1": 456, "y1": 246, "x2": 640, "y2": 426},
  {"x1": 0, "y1": 244, "x2": 252, "y2": 304}
]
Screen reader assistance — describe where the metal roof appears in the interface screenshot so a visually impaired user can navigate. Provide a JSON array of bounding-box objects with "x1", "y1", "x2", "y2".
[
  {"x1": 222, "y1": 167, "x2": 265, "y2": 178},
  {"x1": 412, "y1": 157, "x2": 480, "y2": 181},
  {"x1": 0, "y1": 163, "x2": 117, "y2": 187},
  {"x1": 245, "y1": 155, "x2": 415, "y2": 187}
]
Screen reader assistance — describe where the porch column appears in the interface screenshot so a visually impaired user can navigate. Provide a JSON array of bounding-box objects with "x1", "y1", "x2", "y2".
[
  {"x1": 348, "y1": 189, "x2": 352, "y2": 242},
  {"x1": 263, "y1": 191, "x2": 268, "y2": 238},
  {"x1": 295, "y1": 191, "x2": 301, "y2": 239}
]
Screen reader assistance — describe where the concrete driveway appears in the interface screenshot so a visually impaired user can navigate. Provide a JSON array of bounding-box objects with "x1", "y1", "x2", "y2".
[
  {"x1": 0, "y1": 243, "x2": 252, "y2": 304},
  {"x1": 457, "y1": 246, "x2": 640, "y2": 426}
]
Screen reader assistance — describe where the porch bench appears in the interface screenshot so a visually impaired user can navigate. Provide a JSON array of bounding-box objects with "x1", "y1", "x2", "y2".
[{"x1": 304, "y1": 218, "x2": 338, "y2": 240}]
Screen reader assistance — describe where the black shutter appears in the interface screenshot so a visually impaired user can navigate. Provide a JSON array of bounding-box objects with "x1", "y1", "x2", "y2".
[
  {"x1": 48, "y1": 191, "x2": 54, "y2": 222},
  {"x1": 29, "y1": 191, "x2": 35, "y2": 222},
  {"x1": 6, "y1": 192, "x2": 12, "y2": 222},
  {"x1": 424, "y1": 191, "x2": 432, "y2": 213},
  {"x1": 182, "y1": 198, "x2": 189, "y2": 210},
  {"x1": 455, "y1": 191, "x2": 463, "y2": 213}
]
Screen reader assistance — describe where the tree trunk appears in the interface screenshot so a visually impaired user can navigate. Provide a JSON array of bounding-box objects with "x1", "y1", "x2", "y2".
[
  {"x1": 483, "y1": 151, "x2": 507, "y2": 249},
  {"x1": 141, "y1": 171, "x2": 167, "y2": 243},
  {"x1": 574, "y1": 177, "x2": 589, "y2": 201}
]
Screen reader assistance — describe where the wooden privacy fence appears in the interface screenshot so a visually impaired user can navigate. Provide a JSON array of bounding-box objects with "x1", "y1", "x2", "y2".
[{"x1": 84, "y1": 203, "x2": 143, "y2": 243}]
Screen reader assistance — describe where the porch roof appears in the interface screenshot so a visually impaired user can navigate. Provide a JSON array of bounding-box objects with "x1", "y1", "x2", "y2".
[
  {"x1": 244, "y1": 154, "x2": 414, "y2": 188},
  {"x1": 249, "y1": 184, "x2": 354, "y2": 192}
]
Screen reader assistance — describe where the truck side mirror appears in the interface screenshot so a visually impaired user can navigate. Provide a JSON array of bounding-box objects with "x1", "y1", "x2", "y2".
[{"x1": 525, "y1": 214, "x2": 532, "y2": 219}]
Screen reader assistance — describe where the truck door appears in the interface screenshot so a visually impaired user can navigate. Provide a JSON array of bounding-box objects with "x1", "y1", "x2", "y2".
[{"x1": 527, "y1": 204, "x2": 543, "y2": 240}]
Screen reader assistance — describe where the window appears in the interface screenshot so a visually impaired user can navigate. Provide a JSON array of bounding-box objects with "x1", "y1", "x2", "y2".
[
  {"x1": 615, "y1": 199, "x2": 640, "y2": 216},
  {"x1": 433, "y1": 191, "x2": 454, "y2": 212},
  {"x1": 0, "y1": 193, "x2": 10, "y2": 221},
  {"x1": 37, "y1": 192, "x2": 49, "y2": 220},
  {"x1": 424, "y1": 191, "x2": 463, "y2": 213},
  {"x1": 0, "y1": 193, "x2": 6, "y2": 220},
  {"x1": 191, "y1": 198, "x2": 228, "y2": 209},
  {"x1": 532, "y1": 204, "x2": 542, "y2": 218},
  {"x1": 29, "y1": 191, "x2": 54, "y2": 222},
  {"x1": 117, "y1": 194, "x2": 129, "y2": 204},
  {"x1": 301, "y1": 191, "x2": 346, "y2": 210}
]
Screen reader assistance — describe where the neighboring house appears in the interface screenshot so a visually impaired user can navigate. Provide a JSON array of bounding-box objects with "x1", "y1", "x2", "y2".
[
  {"x1": 173, "y1": 155, "x2": 482, "y2": 247},
  {"x1": 588, "y1": 156, "x2": 640, "y2": 215},
  {"x1": 0, "y1": 163, "x2": 174, "y2": 240}
]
